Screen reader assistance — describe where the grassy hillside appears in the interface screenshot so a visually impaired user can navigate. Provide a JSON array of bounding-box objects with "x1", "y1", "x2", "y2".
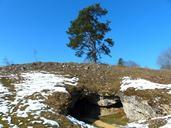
[{"x1": 0, "y1": 62, "x2": 171, "y2": 128}]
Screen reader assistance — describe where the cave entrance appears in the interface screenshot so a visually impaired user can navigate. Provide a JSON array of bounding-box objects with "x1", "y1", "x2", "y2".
[
  {"x1": 68, "y1": 95, "x2": 100, "y2": 122},
  {"x1": 68, "y1": 93, "x2": 124, "y2": 124}
]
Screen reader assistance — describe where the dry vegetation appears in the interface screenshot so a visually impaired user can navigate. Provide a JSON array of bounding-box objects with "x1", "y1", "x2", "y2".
[
  {"x1": 1, "y1": 62, "x2": 171, "y2": 96},
  {"x1": 0, "y1": 62, "x2": 171, "y2": 127}
]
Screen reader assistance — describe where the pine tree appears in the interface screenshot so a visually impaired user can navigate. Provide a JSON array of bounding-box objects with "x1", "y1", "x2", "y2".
[{"x1": 66, "y1": 4, "x2": 114, "y2": 63}]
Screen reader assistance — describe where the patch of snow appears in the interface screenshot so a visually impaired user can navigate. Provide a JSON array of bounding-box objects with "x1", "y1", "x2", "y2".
[
  {"x1": 40, "y1": 117, "x2": 59, "y2": 127},
  {"x1": 27, "y1": 126, "x2": 33, "y2": 128},
  {"x1": 0, "y1": 83, "x2": 12, "y2": 114},
  {"x1": 121, "y1": 77, "x2": 171, "y2": 92},
  {"x1": 31, "y1": 120, "x2": 43, "y2": 124},
  {"x1": 67, "y1": 115, "x2": 95, "y2": 128},
  {"x1": 0, "y1": 71, "x2": 79, "y2": 127},
  {"x1": 11, "y1": 71, "x2": 78, "y2": 118},
  {"x1": 0, "y1": 83, "x2": 10, "y2": 94},
  {"x1": 159, "y1": 115, "x2": 171, "y2": 128},
  {"x1": 15, "y1": 99, "x2": 47, "y2": 117},
  {"x1": 168, "y1": 90, "x2": 171, "y2": 94},
  {"x1": 0, "y1": 124, "x2": 3, "y2": 128},
  {"x1": 0, "y1": 100, "x2": 10, "y2": 114},
  {"x1": 125, "y1": 122, "x2": 148, "y2": 128},
  {"x1": 64, "y1": 77, "x2": 79, "y2": 86},
  {"x1": 124, "y1": 119, "x2": 148, "y2": 128},
  {"x1": 11, "y1": 125, "x2": 19, "y2": 128},
  {"x1": 151, "y1": 115, "x2": 171, "y2": 120},
  {"x1": 15, "y1": 72, "x2": 78, "y2": 98}
]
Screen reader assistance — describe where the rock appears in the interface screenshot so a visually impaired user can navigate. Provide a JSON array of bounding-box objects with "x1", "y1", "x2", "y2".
[
  {"x1": 121, "y1": 95, "x2": 157, "y2": 121},
  {"x1": 97, "y1": 96, "x2": 119, "y2": 107}
]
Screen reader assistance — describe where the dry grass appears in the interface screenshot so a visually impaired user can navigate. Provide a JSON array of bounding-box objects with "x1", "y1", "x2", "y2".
[
  {"x1": 1, "y1": 62, "x2": 171, "y2": 93},
  {"x1": 0, "y1": 63, "x2": 171, "y2": 127}
]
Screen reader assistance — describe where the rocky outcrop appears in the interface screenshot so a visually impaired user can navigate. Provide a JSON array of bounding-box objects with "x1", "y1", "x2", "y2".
[{"x1": 120, "y1": 95, "x2": 157, "y2": 121}]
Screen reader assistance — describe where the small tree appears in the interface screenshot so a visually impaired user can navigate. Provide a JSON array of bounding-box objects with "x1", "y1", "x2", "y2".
[
  {"x1": 66, "y1": 4, "x2": 114, "y2": 63},
  {"x1": 157, "y1": 48, "x2": 171, "y2": 69},
  {"x1": 117, "y1": 58, "x2": 124, "y2": 66}
]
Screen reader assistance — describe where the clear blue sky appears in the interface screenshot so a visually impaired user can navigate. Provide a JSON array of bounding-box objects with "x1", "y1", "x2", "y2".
[{"x1": 1, "y1": 0, "x2": 171, "y2": 69}]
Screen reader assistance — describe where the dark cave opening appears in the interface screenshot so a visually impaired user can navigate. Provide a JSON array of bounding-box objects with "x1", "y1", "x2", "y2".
[
  {"x1": 68, "y1": 94, "x2": 124, "y2": 123},
  {"x1": 68, "y1": 96, "x2": 100, "y2": 122}
]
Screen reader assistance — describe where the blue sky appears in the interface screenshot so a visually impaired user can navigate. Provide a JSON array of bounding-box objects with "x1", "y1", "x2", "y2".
[{"x1": 1, "y1": 0, "x2": 171, "y2": 69}]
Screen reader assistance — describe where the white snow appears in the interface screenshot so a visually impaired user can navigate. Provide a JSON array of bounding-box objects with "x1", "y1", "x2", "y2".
[
  {"x1": 0, "y1": 124, "x2": 3, "y2": 128},
  {"x1": 15, "y1": 99, "x2": 48, "y2": 118},
  {"x1": 11, "y1": 71, "x2": 79, "y2": 118},
  {"x1": 168, "y1": 90, "x2": 171, "y2": 94},
  {"x1": 0, "y1": 83, "x2": 12, "y2": 114},
  {"x1": 0, "y1": 71, "x2": 79, "y2": 127},
  {"x1": 126, "y1": 122, "x2": 148, "y2": 128},
  {"x1": 124, "y1": 119, "x2": 148, "y2": 128},
  {"x1": 40, "y1": 117, "x2": 59, "y2": 127},
  {"x1": 15, "y1": 71, "x2": 78, "y2": 98},
  {"x1": 159, "y1": 115, "x2": 171, "y2": 128},
  {"x1": 67, "y1": 115, "x2": 95, "y2": 128},
  {"x1": 121, "y1": 77, "x2": 171, "y2": 93}
]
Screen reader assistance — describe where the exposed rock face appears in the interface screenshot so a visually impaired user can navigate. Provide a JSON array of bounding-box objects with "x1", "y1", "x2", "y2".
[{"x1": 120, "y1": 95, "x2": 157, "y2": 121}]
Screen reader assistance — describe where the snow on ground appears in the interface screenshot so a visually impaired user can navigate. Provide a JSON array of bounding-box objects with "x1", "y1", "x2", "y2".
[
  {"x1": 40, "y1": 117, "x2": 60, "y2": 127},
  {"x1": 155, "y1": 115, "x2": 171, "y2": 128},
  {"x1": 15, "y1": 71, "x2": 78, "y2": 97},
  {"x1": 168, "y1": 90, "x2": 171, "y2": 94},
  {"x1": 120, "y1": 77, "x2": 171, "y2": 93},
  {"x1": 1, "y1": 72, "x2": 170, "y2": 128},
  {"x1": 67, "y1": 115, "x2": 95, "y2": 128},
  {"x1": 0, "y1": 71, "x2": 80, "y2": 127},
  {"x1": 0, "y1": 84, "x2": 12, "y2": 114},
  {"x1": 125, "y1": 122, "x2": 148, "y2": 128}
]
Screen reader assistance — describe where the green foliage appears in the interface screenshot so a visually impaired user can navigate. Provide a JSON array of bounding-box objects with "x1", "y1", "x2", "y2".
[
  {"x1": 67, "y1": 3, "x2": 114, "y2": 63},
  {"x1": 117, "y1": 58, "x2": 124, "y2": 66}
]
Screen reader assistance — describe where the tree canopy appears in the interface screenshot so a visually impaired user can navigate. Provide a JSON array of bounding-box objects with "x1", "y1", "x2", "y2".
[{"x1": 66, "y1": 3, "x2": 114, "y2": 63}]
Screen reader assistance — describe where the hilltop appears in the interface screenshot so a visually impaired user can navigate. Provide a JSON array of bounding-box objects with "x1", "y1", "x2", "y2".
[{"x1": 0, "y1": 62, "x2": 171, "y2": 128}]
